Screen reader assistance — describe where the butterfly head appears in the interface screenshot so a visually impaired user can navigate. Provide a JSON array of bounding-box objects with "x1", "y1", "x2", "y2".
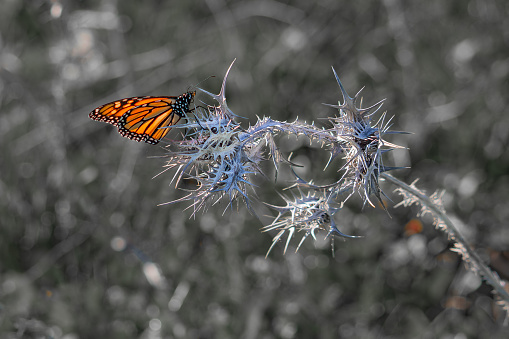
[{"x1": 184, "y1": 91, "x2": 196, "y2": 103}]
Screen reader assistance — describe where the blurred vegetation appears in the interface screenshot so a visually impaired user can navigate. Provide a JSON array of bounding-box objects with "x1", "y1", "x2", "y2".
[{"x1": 1, "y1": 0, "x2": 509, "y2": 338}]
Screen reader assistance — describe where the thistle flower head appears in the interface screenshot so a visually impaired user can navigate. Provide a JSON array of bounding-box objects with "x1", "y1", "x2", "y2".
[
  {"x1": 322, "y1": 67, "x2": 407, "y2": 208},
  {"x1": 262, "y1": 186, "x2": 360, "y2": 256},
  {"x1": 159, "y1": 61, "x2": 273, "y2": 214},
  {"x1": 161, "y1": 108, "x2": 258, "y2": 213}
]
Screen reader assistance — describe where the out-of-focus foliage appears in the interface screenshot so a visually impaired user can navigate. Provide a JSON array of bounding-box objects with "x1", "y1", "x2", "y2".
[{"x1": 1, "y1": 0, "x2": 509, "y2": 338}]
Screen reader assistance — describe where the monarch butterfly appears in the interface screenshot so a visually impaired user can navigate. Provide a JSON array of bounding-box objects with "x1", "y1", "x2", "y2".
[{"x1": 89, "y1": 91, "x2": 195, "y2": 145}]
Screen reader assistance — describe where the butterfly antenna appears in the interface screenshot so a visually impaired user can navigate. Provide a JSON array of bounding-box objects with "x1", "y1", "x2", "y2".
[{"x1": 188, "y1": 75, "x2": 216, "y2": 92}]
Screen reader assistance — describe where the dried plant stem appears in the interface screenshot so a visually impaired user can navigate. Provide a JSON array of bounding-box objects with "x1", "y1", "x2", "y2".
[{"x1": 382, "y1": 172, "x2": 509, "y2": 305}]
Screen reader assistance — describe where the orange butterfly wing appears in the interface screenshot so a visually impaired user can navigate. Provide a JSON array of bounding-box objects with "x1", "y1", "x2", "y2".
[
  {"x1": 89, "y1": 91, "x2": 195, "y2": 145},
  {"x1": 89, "y1": 97, "x2": 146, "y2": 126}
]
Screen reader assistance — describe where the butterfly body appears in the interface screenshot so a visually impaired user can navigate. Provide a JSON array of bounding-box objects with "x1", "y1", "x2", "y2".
[{"x1": 89, "y1": 91, "x2": 195, "y2": 145}]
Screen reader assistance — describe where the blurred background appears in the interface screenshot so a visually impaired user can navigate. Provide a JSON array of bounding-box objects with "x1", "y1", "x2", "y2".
[{"x1": 1, "y1": 0, "x2": 509, "y2": 338}]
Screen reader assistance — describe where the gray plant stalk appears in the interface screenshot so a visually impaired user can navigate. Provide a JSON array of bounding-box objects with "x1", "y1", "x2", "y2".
[{"x1": 382, "y1": 172, "x2": 509, "y2": 319}]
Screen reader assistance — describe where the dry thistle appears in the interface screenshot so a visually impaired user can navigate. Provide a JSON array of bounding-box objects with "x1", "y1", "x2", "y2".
[{"x1": 321, "y1": 67, "x2": 407, "y2": 208}]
